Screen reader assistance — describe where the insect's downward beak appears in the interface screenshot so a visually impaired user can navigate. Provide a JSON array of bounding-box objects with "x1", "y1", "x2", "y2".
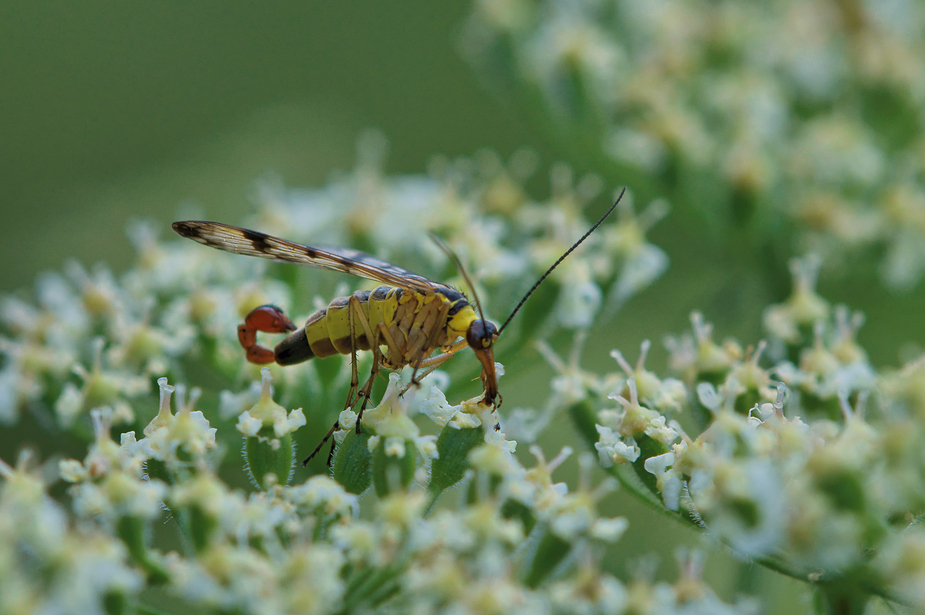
[{"x1": 475, "y1": 347, "x2": 500, "y2": 407}]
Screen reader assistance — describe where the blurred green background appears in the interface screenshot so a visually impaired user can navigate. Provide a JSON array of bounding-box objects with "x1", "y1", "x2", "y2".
[
  {"x1": 5, "y1": 2, "x2": 925, "y2": 610},
  {"x1": 1, "y1": 1, "x2": 537, "y2": 290}
]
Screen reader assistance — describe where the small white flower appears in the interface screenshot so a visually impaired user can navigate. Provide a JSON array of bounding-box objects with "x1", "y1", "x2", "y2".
[
  {"x1": 383, "y1": 437, "x2": 407, "y2": 458},
  {"x1": 338, "y1": 409, "x2": 358, "y2": 430},
  {"x1": 54, "y1": 382, "x2": 85, "y2": 426},
  {"x1": 236, "y1": 411, "x2": 262, "y2": 437},
  {"x1": 276, "y1": 408, "x2": 306, "y2": 437},
  {"x1": 235, "y1": 368, "x2": 304, "y2": 439},
  {"x1": 696, "y1": 382, "x2": 723, "y2": 412},
  {"x1": 644, "y1": 415, "x2": 680, "y2": 445},
  {"x1": 591, "y1": 516, "x2": 629, "y2": 542},
  {"x1": 415, "y1": 435, "x2": 438, "y2": 460},
  {"x1": 594, "y1": 425, "x2": 640, "y2": 466},
  {"x1": 644, "y1": 452, "x2": 682, "y2": 511},
  {"x1": 58, "y1": 459, "x2": 88, "y2": 483}
]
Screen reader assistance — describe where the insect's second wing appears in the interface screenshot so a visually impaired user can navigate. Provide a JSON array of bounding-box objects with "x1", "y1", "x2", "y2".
[{"x1": 172, "y1": 220, "x2": 441, "y2": 292}]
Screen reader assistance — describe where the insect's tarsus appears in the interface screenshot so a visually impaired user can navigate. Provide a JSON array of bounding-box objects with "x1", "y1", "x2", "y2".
[{"x1": 497, "y1": 187, "x2": 626, "y2": 335}]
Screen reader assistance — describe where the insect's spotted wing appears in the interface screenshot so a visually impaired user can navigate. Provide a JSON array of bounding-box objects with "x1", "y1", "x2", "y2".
[{"x1": 172, "y1": 220, "x2": 442, "y2": 292}]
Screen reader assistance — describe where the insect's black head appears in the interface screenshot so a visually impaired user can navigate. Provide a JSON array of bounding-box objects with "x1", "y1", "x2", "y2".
[
  {"x1": 467, "y1": 319, "x2": 501, "y2": 407},
  {"x1": 466, "y1": 319, "x2": 499, "y2": 351}
]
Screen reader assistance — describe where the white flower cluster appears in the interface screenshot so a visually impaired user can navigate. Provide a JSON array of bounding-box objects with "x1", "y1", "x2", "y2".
[
  {"x1": 1, "y1": 372, "x2": 757, "y2": 615},
  {"x1": 1, "y1": 451, "x2": 144, "y2": 615},
  {"x1": 464, "y1": 0, "x2": 925, "y2": 290},
  {"x1": 522, "y1": 256, "x2": 925, "y2": 607}
]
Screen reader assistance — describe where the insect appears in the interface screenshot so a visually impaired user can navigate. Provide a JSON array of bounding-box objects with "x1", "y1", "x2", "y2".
[{"x1": 172, "y1": 189, "x2": 624, "y2": 462}]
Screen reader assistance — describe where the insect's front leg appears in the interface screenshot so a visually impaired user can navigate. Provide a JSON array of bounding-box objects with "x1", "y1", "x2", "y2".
[
  {"x1": 408, "y1": 301, "x2": 452, "y2": 389},
  {"x1": 375, "y1": 323, "x2": 405, "y2": 370},
  {"x1": 398, "y1": 350, "x2": 456, "y2": 398},
  {"x1": 238, "y1": 305, "x2": 297, "y2": 364}
]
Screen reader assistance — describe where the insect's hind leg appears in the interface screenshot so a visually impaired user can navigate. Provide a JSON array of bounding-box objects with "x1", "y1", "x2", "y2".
[
  {"x1": 348, "y1": 299, "x2": 392, "y2": 434},
  {"x1": 301, "y1": 419, "x2": 341, "y2": 467},
  {"x1": 303, "y1": 296, "x2": 383, "y2": 466},
  {"x1": 238, "y1": 305, "x2": 297, "y2": 364},
  {"x1": 342, "y1": 294, "x2": 379, "y2": 410},
  {"x1": 300, "y1": 355, "x2": 380, "y2": 466},
  {"x1": 300, "y1": 359, "x2": 381, "y2": 467}
]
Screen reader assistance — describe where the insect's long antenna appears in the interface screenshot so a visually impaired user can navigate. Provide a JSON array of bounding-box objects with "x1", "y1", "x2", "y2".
[
  {"x1": 497, "y1": 187, "x2": 626, "y2": 335},
  {"x1": 428, "y1": 233, "x2": 489, "y2": 324}
]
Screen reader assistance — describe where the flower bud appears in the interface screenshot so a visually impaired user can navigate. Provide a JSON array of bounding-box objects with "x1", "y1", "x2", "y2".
[
  {"x1": 429, "y1": 425, "x2": 486, "y2": 496},
  {"x1": 331, "y1": 427, "x2": 372, "y2": 495},
  {"x1": 370, "y1": 435, "x2": 417, "y2": 496},
  {"x1": 238, "y1": 368, "x2": 305, "y2": 489}
]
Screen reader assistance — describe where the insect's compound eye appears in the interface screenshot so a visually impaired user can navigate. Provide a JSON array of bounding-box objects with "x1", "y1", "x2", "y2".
[{"x1": 467, "y1": 320, "x2": 499, "y2": 349}]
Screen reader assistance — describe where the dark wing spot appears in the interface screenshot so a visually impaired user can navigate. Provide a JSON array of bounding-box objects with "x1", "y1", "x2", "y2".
[
  {"x1": 172, "y1": 221, "x2": 197, "y2": 238},
  {"x1": 241, "y1": 229, "x2": 272, "y2": 253}
]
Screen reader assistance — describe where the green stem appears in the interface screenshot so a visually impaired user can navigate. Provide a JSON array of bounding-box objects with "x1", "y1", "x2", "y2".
[
  {"x1": 423, "y1": 490, "x2": 442, "y2": 518},
  {"x1": 814, "y1": 581, "x2": 870, "y2": 615},
  {"x1": 338, "y1": 533, "x2": 414, "y2": 613}
]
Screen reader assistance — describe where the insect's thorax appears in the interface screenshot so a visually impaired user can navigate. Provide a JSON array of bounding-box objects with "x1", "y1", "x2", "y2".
[
  {"x1": 297, "y1": 284, "x2": 474, "y2": 366},
  {"x1": 387, "y1": 286, "x2": 474, "y2": 364}
]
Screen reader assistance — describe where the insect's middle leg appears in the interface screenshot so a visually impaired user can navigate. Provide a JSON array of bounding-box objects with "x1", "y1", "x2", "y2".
[
  {"x1": 353, "y1": 352, "x2": 382, "y2": 433},
  {"x1": 304, "y1": 301, "x2": 398, "y2": 466},
  {"x1": 349, "y1": 319, "x2": 409, "y2": 434},
  {"x1": 407, "y1": 301, "x2": 453, "y2": 389},
  {"x1": 349, "y1": 305, "x2": 402, "y2": 433},
  {"x1": 302, "y1": 296, "x2": 372, "y2": 468},
  {"x1": 342, "y1": 296, "x2": 393, "y2": 436}
]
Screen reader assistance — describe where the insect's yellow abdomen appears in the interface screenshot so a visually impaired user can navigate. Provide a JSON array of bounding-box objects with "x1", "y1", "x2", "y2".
[
  {"x1": 366, "y1": 286, "x2": 401, "y2": 341},
  {"x1": 298, "y1": 287, "x2": 404, "y2": 360},
  {"x1": 303, "y1": 309, "x2": 336, "y2": 359}
]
